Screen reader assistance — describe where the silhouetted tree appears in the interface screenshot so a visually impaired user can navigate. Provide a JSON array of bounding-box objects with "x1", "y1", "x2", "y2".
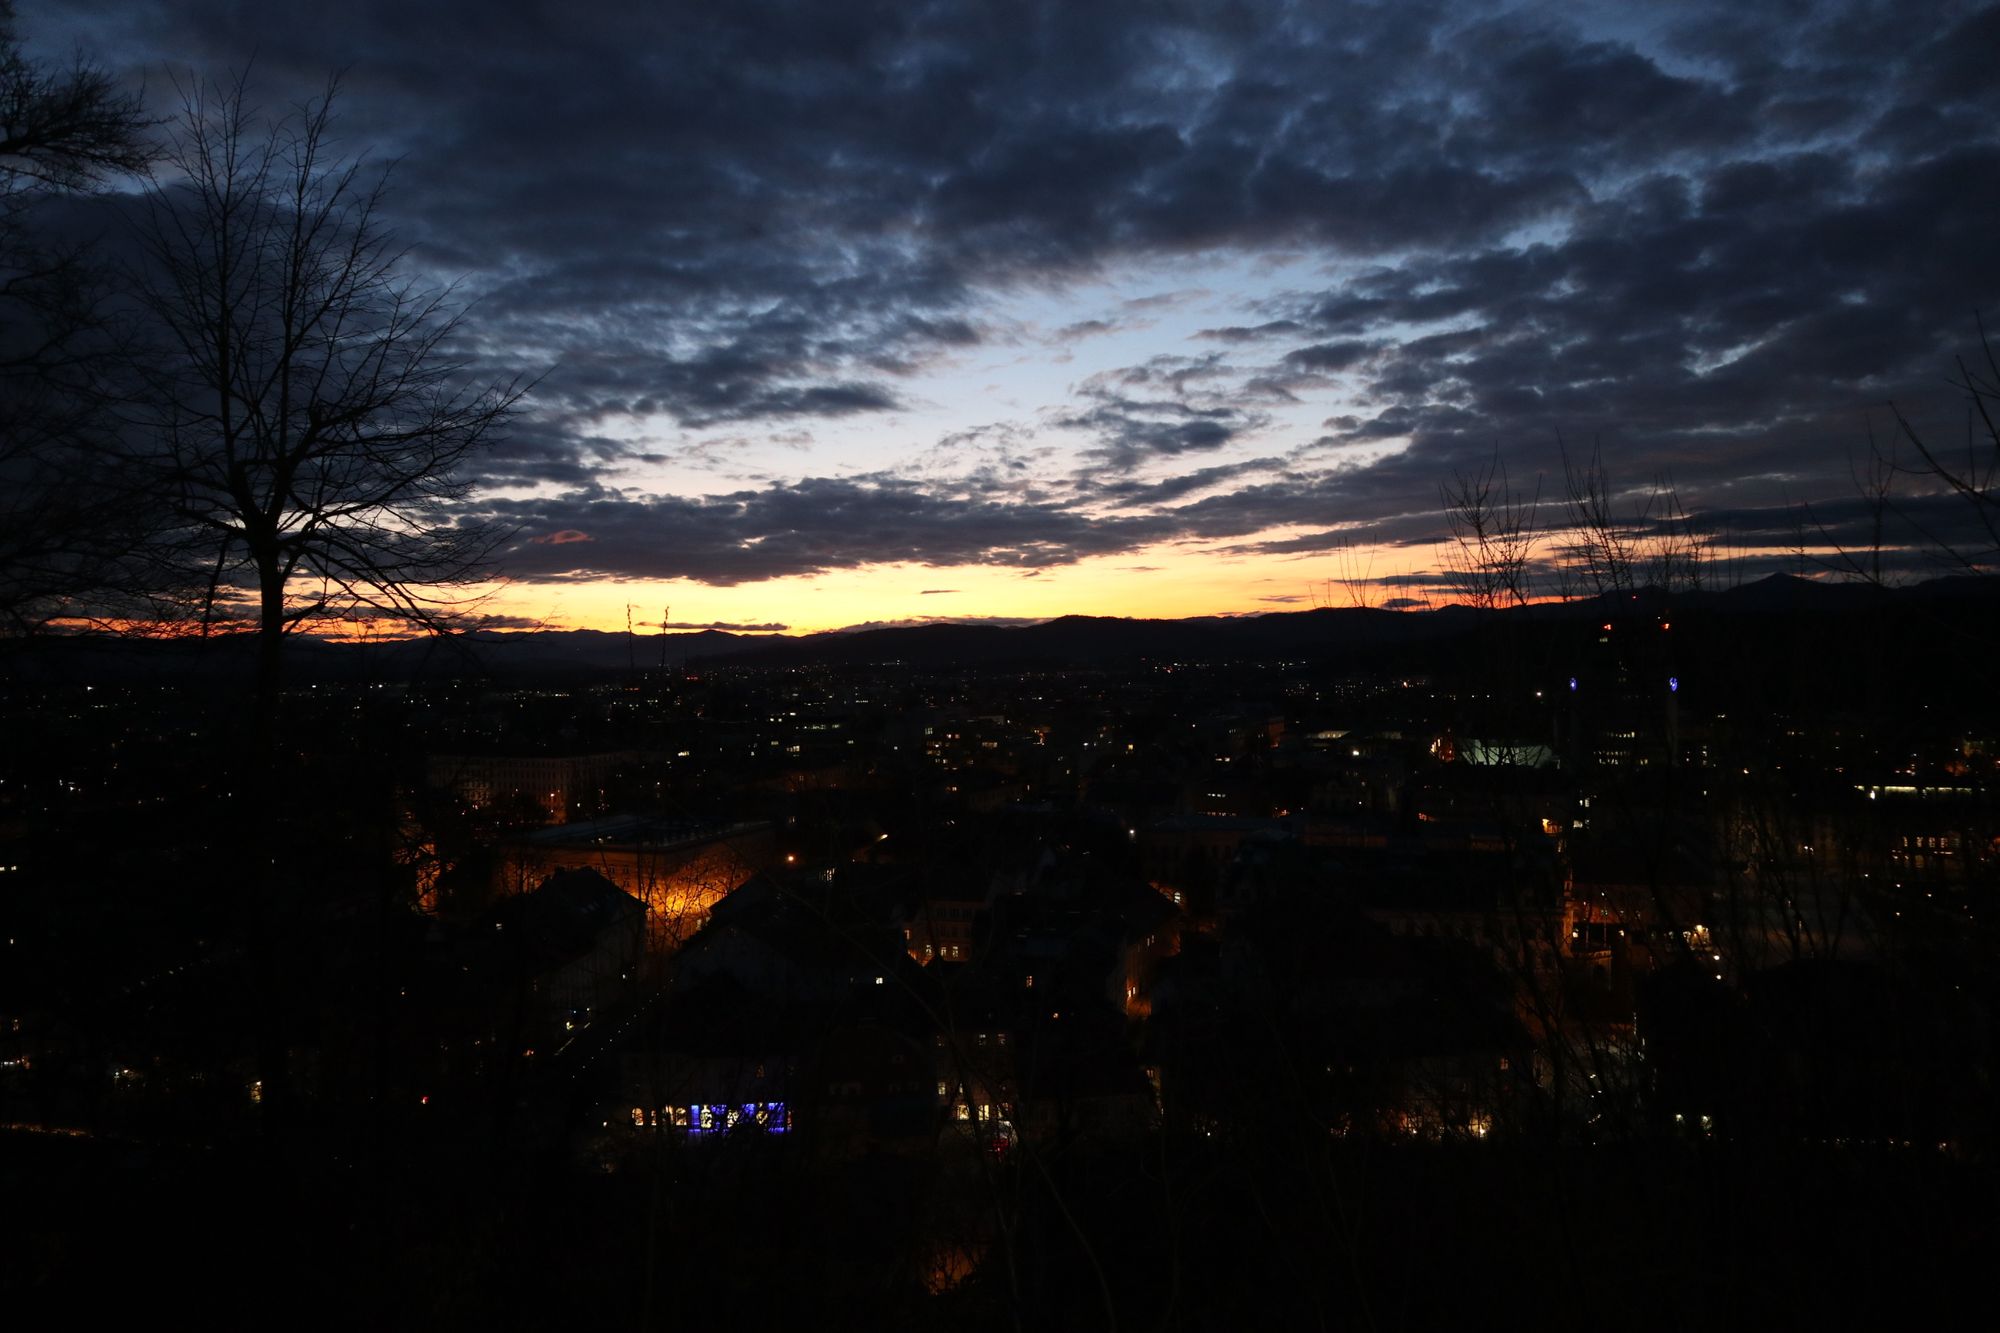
[
  {"x1": 1555, "y1": 442, "x2": 1714, "y2": 599},
  {"x1": 1439, "y1": 451, "x2": 1540, "y2": 609},
  {"x1": 1809, "y1": 322, "x2": 2000, "y2": 583},
  {"x1": 126, "y1": 74, "x2": 525, "y2": 1127},
  {"x1": 1892, "y1": 323, "x2": 2000, "y2": 574},
  {"x1": 0, "y1": 3, "x2": 156, "y2": 632},
  {"x1": 132, "y1": 75, "x2": 524, "y2": 731}
]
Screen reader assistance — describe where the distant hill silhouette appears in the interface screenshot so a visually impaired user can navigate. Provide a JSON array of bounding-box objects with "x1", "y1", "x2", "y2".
[{"x1": 5, "y1": 574, "x2": 1994, "y2": 683}]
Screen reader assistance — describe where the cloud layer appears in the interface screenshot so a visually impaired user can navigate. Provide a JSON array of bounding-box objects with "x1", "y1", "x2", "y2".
[{"x1": 53, "y1": 0, "x2": 2000, "y2": 591}]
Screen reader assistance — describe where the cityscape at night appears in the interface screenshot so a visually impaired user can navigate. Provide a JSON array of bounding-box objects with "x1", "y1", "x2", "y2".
[{"x1": 3, "y1": 1, "x2": 1998, "y2": 1326}]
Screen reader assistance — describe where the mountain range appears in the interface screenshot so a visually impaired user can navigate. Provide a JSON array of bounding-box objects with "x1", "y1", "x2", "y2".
[{"x1": 4, "y1": 573, "x2": 1994, "y2": 684}]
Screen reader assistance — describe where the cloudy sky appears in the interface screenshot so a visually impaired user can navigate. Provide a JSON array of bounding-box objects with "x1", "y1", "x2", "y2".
[{"x1": 32, "y1": 0, "x2": 2000, "y2": 632}]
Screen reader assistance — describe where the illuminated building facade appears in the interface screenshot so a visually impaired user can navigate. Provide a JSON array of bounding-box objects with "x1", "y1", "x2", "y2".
[{"x1": 497, "y1": 816, "x2": 776, "y2": 957}]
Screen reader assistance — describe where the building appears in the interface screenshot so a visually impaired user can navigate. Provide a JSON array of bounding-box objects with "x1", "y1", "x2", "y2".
[
  {"x1": 426, "y1": 750, "x2": 638, "y2": 823},
  {"x1": 497, "y1": 815, "x2": 775, "y2": 957}
]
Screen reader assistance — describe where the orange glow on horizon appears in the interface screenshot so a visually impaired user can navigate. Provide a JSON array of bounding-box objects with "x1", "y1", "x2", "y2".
[
  {"x1": 471, "y1": 539, "x2": 1444, "y2": 635},
  {"x1": 44, "y1": 616, "x2": 449, "y2": 644},
  {"x1": 33, "y1": 542, "x2": 1859, "y2": 642}
]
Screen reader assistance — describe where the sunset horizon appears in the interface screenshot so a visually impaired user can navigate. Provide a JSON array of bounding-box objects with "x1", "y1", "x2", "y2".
[{"x1": 19, "y1": 0, "x2": 1994, "y2": 640}]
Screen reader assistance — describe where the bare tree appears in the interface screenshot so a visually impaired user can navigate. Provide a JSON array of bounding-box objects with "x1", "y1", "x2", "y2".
[
  {"x1": 1884, "y1": 321, "x2": 2000, "y2": 577},
  {"x1": 0, "y1": 4, "x2": 156, "y2": 632},
  {"x1": 123, "y1": 76, "x2": 526, "y2": 1126},
  {"x1": 0, "y1": 6, "x2": 153, "y2": 191},
  {"x1": 1797, "y1": 427, "x2": 1901, "y2": 586},
  {"x1": 1557, "y1": 441, "x2": 1635, "y2": 597},
  {"x1": 1310, "y1": 536, "x2": 1378, "y2": 610},
  {"x1": 1439, "y1": 451, "x2": 1540, "y2": 609},
  {"x1": 1557, "y1": 441, "x2": 1715, "y2": 598},
  {"x1": 131, "y1": 75, "x2": 524, "y2": 726}
]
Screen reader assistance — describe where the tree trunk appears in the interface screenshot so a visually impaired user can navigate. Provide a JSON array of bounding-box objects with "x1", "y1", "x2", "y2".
[{"x1": 248, "y1": 551, "x2": 295, "y2": 1132}]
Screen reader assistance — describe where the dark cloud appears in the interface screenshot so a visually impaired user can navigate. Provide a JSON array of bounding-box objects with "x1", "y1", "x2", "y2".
[
  {"x1": 463, "y1": 613, "x2": 550, "y2": 630},
  {"x1": 1239, "y1": 7, "x2": 2000, "y2": 536},
  {"x1": 1056, "y1": 355, "x2": 1275, "y2": 468},
  {"x1": 1198, "y1": 321, "x2": 1306, "y2": 343},
  {"x1": 1088, "y1": 458, "x2": 1282, "y2": 508},
  {"x1": 39, "y1": 0, "x2": 2000, "y2": 586},
  {"x1": 830, "y1": 615, "x2": 1047, "y2": 632},
  {"x1": 484, "y1": 477, "x2": 1185, "y2": 585},
  {"x1": 1055, "y1": 319, "x2": 1121, "y2": 341},
  {"x1": 1282, "y1": 341, "x2": 1376, "y2": 373},
  {"x1": 53, "y1": 1, "x2": 1728, "y2": 424},
  {"x1": 664, "y1": 621, "x2": 789, "y2": 632}
]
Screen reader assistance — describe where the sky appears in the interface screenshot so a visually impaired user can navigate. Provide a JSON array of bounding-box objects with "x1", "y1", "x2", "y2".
[{"x1": 28, "y1": 0, "x2": 2000, "y2": 634}]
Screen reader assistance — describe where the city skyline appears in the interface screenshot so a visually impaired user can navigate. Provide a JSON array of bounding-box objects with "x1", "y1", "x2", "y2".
[{"x1": 32, "y1": 0, "x2": 2000, "y2": 633}]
